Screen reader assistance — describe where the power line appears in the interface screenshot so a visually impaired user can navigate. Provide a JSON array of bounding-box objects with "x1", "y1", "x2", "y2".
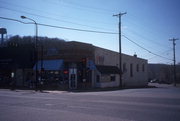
[
  {"x1": 0, "y1": 16, "x2": 173, "y2": 61},
  {"x1": 0, "y1": 16, "x2": 31, "y2": 24},
  {"x1": 122, "y1": 35, "x2": 173, "y2": 61},
  {"x1": 64, "y1": 1, "x2": 113, "y2": 12},
  {"x1": 125, "y1": 27, "x2": 171, "y2": 50},
  {"x1": 0, "y1": 16, "x2": 118, "y2": 34},
  {"x1": 125, "y1": 14, "x2": 172, "y2": 49},
  {"x1": 38, "y1": 23, "x2": 118, "y2": 34},
  {"x1": 0, "y1": 6, "x2": 114, "y2": 31},
  {"x1": 1, "y1": 0, "x2": 172, "y2": 51},
  {"x1": 148, "y1": 49, "x2": 172, "y2": 60},
  {"x1": 44, "y1": 0, "x2": 114, "y2": 14},
  {"x1": 0, "y1": 0, "x2": 116, "y2": 26}
]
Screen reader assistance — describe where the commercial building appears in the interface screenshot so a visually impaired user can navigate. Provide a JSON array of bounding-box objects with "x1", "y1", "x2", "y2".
[
  {"x1": 94, "y1": 46, "x2": 148, "y2": 88},
  {"x1": 0, "y1": 40, "x2": 148, "y2": 89},
  {"x1": 35, "y1": 41, "x2": 148, "y2": 89}
]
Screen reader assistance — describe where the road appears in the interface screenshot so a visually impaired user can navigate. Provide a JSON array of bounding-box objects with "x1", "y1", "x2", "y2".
[{"x1": 0, "y1": 84, "x2": 180, "y2": 121}]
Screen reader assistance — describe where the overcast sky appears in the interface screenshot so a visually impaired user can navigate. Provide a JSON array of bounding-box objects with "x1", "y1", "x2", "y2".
[{"x1": 0, "y1": 0, "x2": 180, "y2": 64}]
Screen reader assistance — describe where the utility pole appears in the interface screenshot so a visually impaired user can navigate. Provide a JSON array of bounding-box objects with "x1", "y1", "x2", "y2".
[
  {"x1": 169, "y1": 38, "x2": 179, "y2": 86},
  {"x1": 113, "y1": 12, "x2": 127, "y2": 88}
]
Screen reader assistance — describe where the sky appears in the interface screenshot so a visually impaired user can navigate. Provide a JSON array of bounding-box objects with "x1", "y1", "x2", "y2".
[{"x1": 0, "y1": 0, "x2": 180, "y2": 64}]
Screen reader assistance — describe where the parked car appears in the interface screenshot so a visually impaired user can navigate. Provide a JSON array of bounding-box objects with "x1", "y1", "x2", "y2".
[{"x1": 150, "y1": 79, "x2": 158, "y2": 83}]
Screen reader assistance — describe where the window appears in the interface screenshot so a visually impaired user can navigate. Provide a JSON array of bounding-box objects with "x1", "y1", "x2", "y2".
[
  {"x1": 130, "y1": 63, "x2": 133, "y2": 77},
  {"x1": 96, "y1": 75, "x2": 100, "y2": 83},
  {"x1": 55, "y1": 71, "x2": 59, "y2": 74},
  {"x1": 142, "y1": 64, "x2": 145, "y2": 72},
  {"x1": 110, "y1": 75, "x2": 116, "y2": 81},
  {"x1": 136, "y1": 64, "x2": 139, "y2": 72},
  {"x1": 123, "y1": 63, "x2": 127, "y2": 73}
]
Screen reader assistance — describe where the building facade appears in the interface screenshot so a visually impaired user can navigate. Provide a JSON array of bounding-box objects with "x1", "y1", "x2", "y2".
[
  {"x1": 0, "y1": 41, "x2": 148, "y2": 89},
  {"x1": 94, "y1": 47, "x2": 148, "y2": 88},
  {"x1": 36, "y1": 41, "x2": 148, "y2": 89}
]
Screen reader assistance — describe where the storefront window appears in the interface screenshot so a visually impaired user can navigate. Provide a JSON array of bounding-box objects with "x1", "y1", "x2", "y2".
[
  {"x1": 96, "y1": 75, "x2": 100, "y2": 83},
  {"x1": 110, "y1": 75, "x2": 116, "y2": 81},
  {"x1": 55, "y1": 71, "x2": 59, "y2": 74}
]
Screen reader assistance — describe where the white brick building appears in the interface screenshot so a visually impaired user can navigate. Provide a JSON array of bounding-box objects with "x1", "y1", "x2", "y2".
[{"x1": 94, "y1": 46, "x2": 148, "y2": 88}]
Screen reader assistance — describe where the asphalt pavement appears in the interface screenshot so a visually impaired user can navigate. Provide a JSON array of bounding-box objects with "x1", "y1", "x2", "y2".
[{"x1": 0, "y1": 84, "x2": 180, "y2": 121}]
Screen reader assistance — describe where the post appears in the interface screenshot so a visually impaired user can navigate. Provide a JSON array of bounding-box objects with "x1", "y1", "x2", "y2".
[
  {"x1": 35, "y1": 22, "x2": 38, "y2": 90},
  {"x1": 41, "y1": 44, "x2": 43, "y2": 83},
  {"x1": 169, "y1": 38, "x2": 179, "y2": 86},
  {"x1": 113, "y1": 12, "x2": 127, "y2": 88},
  {"x1": 21, "y1": 16, "x2": 38, "y2": 90}
]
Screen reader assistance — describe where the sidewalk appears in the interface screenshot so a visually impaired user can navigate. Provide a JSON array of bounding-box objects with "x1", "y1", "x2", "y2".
[
  {"x1": 1, "y1": 83, "x2": 179, "y2": 94},
  {"x1": 148, "y1": 83, "x2": 180, "y2": 88},
  {"x1": 176, "y1": 83, "x2": 180, "y2": 88},
  {"x1": 0, "y1": 88, "x2": 68, "y2": 94}
]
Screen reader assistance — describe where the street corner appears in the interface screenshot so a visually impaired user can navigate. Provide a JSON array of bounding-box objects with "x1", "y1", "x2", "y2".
[{"x1": 44, "y1": 90, "x2": 68, "y2": 94}]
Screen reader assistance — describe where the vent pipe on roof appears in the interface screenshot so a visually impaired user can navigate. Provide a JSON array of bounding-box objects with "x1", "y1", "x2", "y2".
[{"x1": 134, "y1": 53, "x2": 137, "y2": 58}]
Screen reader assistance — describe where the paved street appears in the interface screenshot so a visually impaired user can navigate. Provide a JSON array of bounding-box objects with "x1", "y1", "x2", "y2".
[{"x1": 0, "y1": 84, "x2": 180, "y2": 121}]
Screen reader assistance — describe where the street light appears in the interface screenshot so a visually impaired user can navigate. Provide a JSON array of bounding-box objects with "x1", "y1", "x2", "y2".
[{"x1": 21, "y1": 16, "x2": 38, "y2": 90}]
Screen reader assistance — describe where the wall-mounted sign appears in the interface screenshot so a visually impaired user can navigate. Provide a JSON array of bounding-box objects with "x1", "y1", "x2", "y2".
[{"x1": 96, "y1": 56, "x2": 104, "y2": 65}]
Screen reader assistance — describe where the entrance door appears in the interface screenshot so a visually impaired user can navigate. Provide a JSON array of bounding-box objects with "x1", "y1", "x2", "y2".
[{"x1": 69, "y1": 68, "x2": 77, "y2": 89}]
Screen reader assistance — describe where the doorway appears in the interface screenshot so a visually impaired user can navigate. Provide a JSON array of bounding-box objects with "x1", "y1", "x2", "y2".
[{"x1": 69, "y1": 68, "x2": 77, "y2": 89}]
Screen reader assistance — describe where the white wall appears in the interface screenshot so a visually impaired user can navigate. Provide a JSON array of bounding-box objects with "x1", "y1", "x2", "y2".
[
  {"x1": 96, "y1": 74, "x2": 120, "y2": 88},
  {"x1": 95, "y1": 47, "x2": 119, "y2": 67},
  {"x1": 122, "y1": 54, "x2": 148, "y2": 87},
  {"x1": 94, "y1": 47, "x2": 148, "y2": 88}
]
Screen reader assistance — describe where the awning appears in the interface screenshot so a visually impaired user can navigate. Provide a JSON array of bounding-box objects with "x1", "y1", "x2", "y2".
[
  {"x1": 96, "y1": 65, "x2": 120, "y2": 74},
  {"x1": 33, "y1": 59, "x2": 64, "y2": 70},
  {"x1": 87, "y1": 60, "x2": 96, "y2": 70}
]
